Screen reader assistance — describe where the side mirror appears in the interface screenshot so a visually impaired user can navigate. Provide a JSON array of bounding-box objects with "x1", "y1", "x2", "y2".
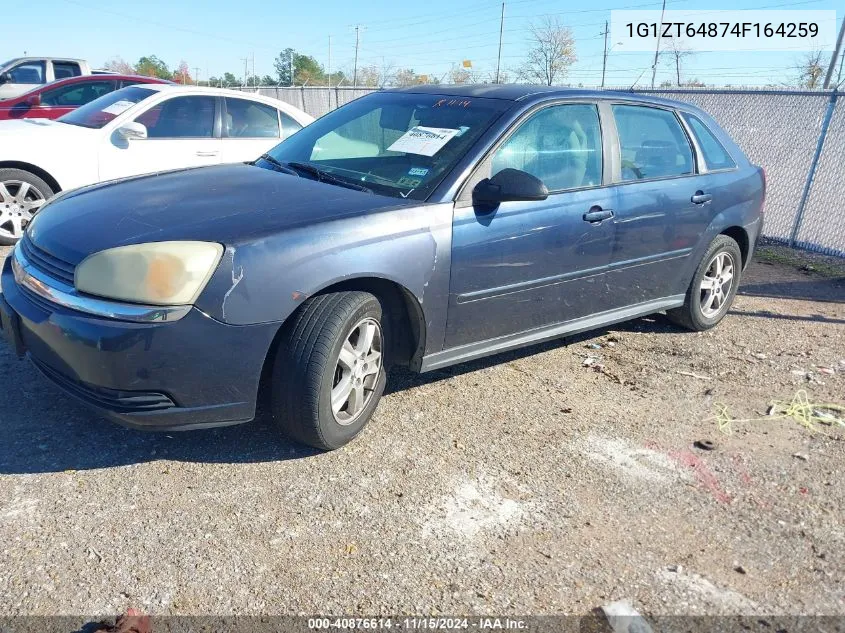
[
  {"x1": 25, "y1": 94, "x2": 41, "y2": 106},
  {"x1": 117, "y1": 121, "x2": 147, "y2": 141},
  {"x1": 0, "y1": 72, "x2": 10, "y2": 84},
  {"x1": 472, "y1": 168, "x2": 549, "y2": 206}
]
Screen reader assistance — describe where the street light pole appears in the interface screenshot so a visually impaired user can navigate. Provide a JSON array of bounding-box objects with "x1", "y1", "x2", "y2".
[
  {"x1": 650, "y1": 0, "x2": 666, "y2": 88},
  {"x1": 495, "y1": 2, "x2": 505, "y2": 84}
]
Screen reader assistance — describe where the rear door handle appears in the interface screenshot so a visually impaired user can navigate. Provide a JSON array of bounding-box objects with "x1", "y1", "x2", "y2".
[
  {"x1": 196, "y1": 150, "x2": 219, "y2": 157},
  {"x1": 583, "y1": 206, "x2": 614, "y2": 223},
  {"x1": 691, "y1": 191, "x2": 712, "y2": 204}
]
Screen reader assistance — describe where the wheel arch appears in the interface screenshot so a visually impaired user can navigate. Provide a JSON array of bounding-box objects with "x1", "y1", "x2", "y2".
[
  {"x1": 720, "y1": 225, "x2": 750, "y2": 269},
  {"x1": 0, "y1": 161, "x2": 62, "y2": 194}
]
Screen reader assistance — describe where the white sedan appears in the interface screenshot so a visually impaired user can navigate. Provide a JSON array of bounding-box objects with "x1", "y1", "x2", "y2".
[{"x1": 0, "y1": 84, "x2": 313, "y2": 243}]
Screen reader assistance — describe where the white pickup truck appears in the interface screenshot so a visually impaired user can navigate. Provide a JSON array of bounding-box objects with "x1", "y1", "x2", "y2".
[{"x1": 0, "y1": 57, "x2": 97, "y2": 100}]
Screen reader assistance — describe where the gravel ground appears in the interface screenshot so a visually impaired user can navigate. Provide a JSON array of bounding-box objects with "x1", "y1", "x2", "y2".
[{"x1": 0, "y1": 244, "x2": 843, "y2": 617}]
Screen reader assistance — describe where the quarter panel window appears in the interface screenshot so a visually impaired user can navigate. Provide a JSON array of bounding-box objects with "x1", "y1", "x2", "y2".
[
  {"x1": 612, "y1": 104, "x2": 694, "y2": 181},
  {"x1": 41, "y1": 81, "x2": 115, "y2": 107},
  {"x1": 53, "y1": 62, "x2": 82, "y2": 79},
  {"x1": 491, "y1": 104, "x2": 602, "y2": 191},
  {"x1": 8, "y1": 61, "x2": 45, "y2": 84},
  {"x1": 136, "y1": 96, "x2": 216, "y2": 138},
  {"x1": 224, "y1": 97, "x2": 280, "y2": 138},
  {"x1": 280, "y1": 112, "x2": 302, "y2": 138},
  {"x1": 683, "y1": 113, "x2": 736, "y2": 170}
]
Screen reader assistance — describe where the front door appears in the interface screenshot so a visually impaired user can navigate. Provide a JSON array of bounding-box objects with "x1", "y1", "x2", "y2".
[
  {"x1": 0, "y1": 60, "x2": 46, "y2": 100},
  {"x1": 445, "y1": 102, "x2": 615, "y2": 348},
  {"x1": 99, "y1": 94, "x2": 222, "y2": 181}
]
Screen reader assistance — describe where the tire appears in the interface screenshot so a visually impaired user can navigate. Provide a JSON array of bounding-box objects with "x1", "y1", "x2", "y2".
[
  {"x1": 0, "y1": 168, "x2": 55, "y2": 245},
  {"x1": 271, "y1": 291, "x2": 388, "y2": 450},
  {"x1": 667, "y1": 235, "x2": 743, "y2": 331}
]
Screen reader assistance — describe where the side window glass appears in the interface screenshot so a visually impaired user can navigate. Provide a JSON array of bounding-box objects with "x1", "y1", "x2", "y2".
[
  {"x1": 280, "y1": 112, "x2": 302, "y2": 139},
  {"x1": 224, "y1": 98, "x2": 280, "y2": 138},
  {"x1": 490, "y1": 104, "x2": 602, "y2": 192},
  {"x1": 9, "y1": 62, "x2": 45, "y2": 84},
  {"x1": 612, "y1": 105, "x2": 694, "y2": 181},
  {"x1": 683, "y1": 113, "x2": 736, "y2": 170},
  {"x1": 53, "y1": 62, "x2": 82, "y2": 79},
  {"x1": 41, "y1": 81, "x2": 115, "y2": 107},
  {"x1": 136, "y1": 96, "x2": 216, "y2": 138}
]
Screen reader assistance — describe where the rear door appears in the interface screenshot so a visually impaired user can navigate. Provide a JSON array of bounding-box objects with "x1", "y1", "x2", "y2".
[
  {"x1": 603, "y1": 102, "x2": 714, "y2": 306},
  {"x1": 50, "y1": 60, "x2": 83, "y2": 81},
  {"x1": 446, "y1": 101, "x2": 616, "y2": 348},
  {"x1": 38, "y1": 79, "x2": 117, "y2": 119},
  {"x1": 219, "y1": 97, "x2": 301, "y2": 163},
  {"x1": 99, "y1": 94, "x2": 222, "y2": 181}
]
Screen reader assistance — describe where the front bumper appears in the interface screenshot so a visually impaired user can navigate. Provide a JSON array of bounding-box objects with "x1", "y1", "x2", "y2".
[{"x1": 0, "y1": 257, "x2": 280, "y2": 430}]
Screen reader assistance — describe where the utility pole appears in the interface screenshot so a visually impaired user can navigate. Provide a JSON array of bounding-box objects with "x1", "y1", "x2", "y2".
[
  {"x1": 838, "y1": 44, "x2": 844, "y2": 85},
  {"x1": 193, "y1": 66, "x2": 200, "y2": 85},
  {"x1": 251, "y1": 53, "x2": 255, "y2": 88},
  {"x1": 495, "y1": 2, "x2": 505, "y2": 84},
  {"x1": 650, "y1": 0, "x2": 666, "y2": 88},
  {"x1": 601, "y1": 20, "x2": 609, "y2": 88},
  {"x1": 328, "y1": 35, "x2": 332, "y2": 87},
  {"x1": 823, "y1": 19, "x2": 845, "y2": 89},
  {"x1": 289, "y1": 49, "x2": 294, "y2": 86},
  {"x1": 353, "y1": 25, "x2": 361, "y2": 87},
  {"x1": 241, "y1": 57, "x2": 249, "y2": 88}
]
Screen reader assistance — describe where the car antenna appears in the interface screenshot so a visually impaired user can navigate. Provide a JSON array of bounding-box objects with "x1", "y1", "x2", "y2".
[{"x1": 628, "y1": 68, "x2": 648, "y2": 92}]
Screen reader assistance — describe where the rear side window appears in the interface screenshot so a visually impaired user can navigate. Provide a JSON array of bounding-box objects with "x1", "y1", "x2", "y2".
[
  {"x1": 280, "y1": 112, "x2": 302, "y2": 139},
  {"x1": 683, "y1": 113, "x2": 736, "y2": 170},
  {"x1": 491, "y1": 103, "x2": 602, "y2": 191},
  {"x1": 224, "y1": 97, "x2": 280, "y2": 138},
  {"x1": 53, "y1": 61, "x2": 82, "y2": 79},
  {"x1": 612, "y1": 104, "x2": 694, "y2": 181}
]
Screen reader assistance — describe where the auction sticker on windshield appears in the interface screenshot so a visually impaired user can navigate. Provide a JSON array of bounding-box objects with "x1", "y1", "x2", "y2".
[
  {"x1": 101, "y1": 100, "x2": 136, "y2": 116},
  {"x1": 388, "y1": 127, "x2": 460, "y2": 156}
]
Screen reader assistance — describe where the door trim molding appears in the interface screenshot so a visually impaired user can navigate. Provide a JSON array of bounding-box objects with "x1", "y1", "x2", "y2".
[{"x1": 419, "y1": 295, "x2": 685, "y2": 372}]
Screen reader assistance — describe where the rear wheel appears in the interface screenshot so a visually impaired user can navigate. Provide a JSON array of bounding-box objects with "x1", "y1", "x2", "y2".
[
  {"x1": 271, "y1": 291, "x2": 387, "y2": 450},
  {"x1": 0, "y1": 169, "x2": 54, "y2": 245},
  {"x1": 667, "y1": 235, "x2": 742, "y2": 331}
]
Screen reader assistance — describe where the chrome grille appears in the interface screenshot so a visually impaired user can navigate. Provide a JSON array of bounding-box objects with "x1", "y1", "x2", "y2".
[{"x1": 18, "y1": 235, "x2": 76, "y2": 286}]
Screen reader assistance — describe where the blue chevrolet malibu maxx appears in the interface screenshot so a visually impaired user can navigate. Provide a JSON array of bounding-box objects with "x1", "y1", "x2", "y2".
[{"x1": 0, "y1": 85, "x2": 764, "y2": 449}]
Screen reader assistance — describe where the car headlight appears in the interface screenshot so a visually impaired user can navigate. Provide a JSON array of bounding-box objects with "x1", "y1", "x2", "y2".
[{"x1": 75, "y1": 241, "x2": 224, "y2": 306}]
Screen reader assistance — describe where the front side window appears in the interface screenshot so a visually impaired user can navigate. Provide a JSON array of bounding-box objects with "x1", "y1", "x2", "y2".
[
  {"x1": 260, "y1": 92, "x2": 511, "y2": 200},
  {"x1": 136, "y1": 96, "x2": 216, "y2": 138},
  {"x1": 683, "y1": 113, "x2": 736, "y2": 171},
  {"x1": 58, "y1": 86, "x2": 156, "y2": 129},
  {"x1": 53, "y1": 62, "x2": 82, "y2": 79},
  {"x1": 224, "y1": 98, "x2": 279, "y2": 138},
  {"x1": 491, "y1": 104, "x2": 602, "y2": 192},
  {"x1": 8, "y1": 61, "x2": 45, "y2": 84},
  {"x1": 613, "y1": 104, "x2": 694, "y2": 181},
  {"x1": 41, "y1": 81, "x2": 115, "y2": 107}
]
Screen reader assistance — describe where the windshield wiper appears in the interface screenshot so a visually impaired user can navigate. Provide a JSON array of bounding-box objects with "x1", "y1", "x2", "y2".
[
  {"x1": 285, "y1": 161, "x2": 372, "y2": 193},
  {"x1": 257, "y1": 154, "x2": 299, "y2": 176}
]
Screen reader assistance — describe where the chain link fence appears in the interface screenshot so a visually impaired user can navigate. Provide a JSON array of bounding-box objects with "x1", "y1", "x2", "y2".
[{"x1": 239, "y1": 86, "x2": 844, "y2": 257}]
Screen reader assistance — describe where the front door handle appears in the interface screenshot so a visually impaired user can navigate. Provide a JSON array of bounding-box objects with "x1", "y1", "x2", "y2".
[
  {"x1": 691, "y1": 191, "x2": 712, "y2": 204},
  {"x1": 583, "y1": 206, "x2": 614, "y2": 223},
  {"x1": 196, "y1": 150, "x2": 219, "y2": 157}
]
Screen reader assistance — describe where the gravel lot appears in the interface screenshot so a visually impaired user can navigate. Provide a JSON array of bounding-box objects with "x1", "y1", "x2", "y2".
[{"x1": 0, "y1": 243, "x2": 843, "y2": 617}]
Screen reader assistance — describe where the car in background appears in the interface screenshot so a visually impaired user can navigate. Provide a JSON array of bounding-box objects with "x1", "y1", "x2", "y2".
[
  {"x1": 0, "y1": 84, "x2": 314, "y2": 243},
  {"x1": 0, "y1": 57, "x2": 93, "y2": 100},
  {"x1": 0, "y1": 86, "x2": 764, "y2": 450},
  {"x1": 0, "y1": 74, "x2": 171, "y2": 121}
]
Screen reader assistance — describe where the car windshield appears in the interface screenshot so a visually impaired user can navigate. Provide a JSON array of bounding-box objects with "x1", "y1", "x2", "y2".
[
  {"x1": 58, "y1": 86, "x2": 156, "y2": 129},
  {"x1": 259, "y1": 92, "x2": 511, "y2": 201}
]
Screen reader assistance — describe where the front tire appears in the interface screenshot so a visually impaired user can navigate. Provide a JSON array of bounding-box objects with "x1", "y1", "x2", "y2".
[
  {"x1": 0, "y1": 168, "x2": 54, "y2": 245},
  {"x1": 271, "y1": 291, "x2": 387, "y2": 450},
  {"x1": 667, "y1": 235, "x2": 742, "y2": 331}
]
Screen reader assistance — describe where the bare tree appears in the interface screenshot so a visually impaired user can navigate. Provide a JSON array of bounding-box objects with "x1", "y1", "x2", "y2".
[
  {"x1": 664, "y1": 39, "x2": 694, "y2": 86},
  {"x1": 393, "y1": 69, "x2": 432, "y2": 86},
  {"x1": 102, "y1": 56, "x2": 135, "y2": 74},
  {"x1": 449, "y1": 67, "x2": 473, "y2": 84},
  {"x1": 794, "y1": 50, "x2": 826, "y2": 88},
  {"x1": 520, "y1": 17, "x2": 576, "y2": 85},
  {"x1": 355, "y1": 65, "x2": 382, "y2": 87}
]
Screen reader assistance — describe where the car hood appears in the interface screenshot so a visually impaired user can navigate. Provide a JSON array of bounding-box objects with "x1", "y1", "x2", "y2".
[
  {"x1": 27, "y1": 163, "x2": 416, "y2": 265},
  {"x1": 0, "y1": 118, "x2": 91, "y2": 141}
]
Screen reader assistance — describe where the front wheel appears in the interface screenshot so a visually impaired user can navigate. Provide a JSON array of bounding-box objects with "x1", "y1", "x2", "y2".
[
  {"x1": 0, "y1": 168, "x2": 54, "y2": 245},
  {"x1": 667, "y1": 235, "x2": 742, "y2": 331},
  {"x1": 271, "y1": 291, "x2": 387, "y2": 450}
]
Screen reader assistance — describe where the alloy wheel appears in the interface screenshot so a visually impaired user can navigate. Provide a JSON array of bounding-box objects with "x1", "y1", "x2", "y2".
[
  {"x1": 0, "y1": 181, "x2": 46, "y2": 240},
  {"x1": 330, "y1": 317, "x2": 383, "y2": 426},
  {"x1": 699, "y1": 252, "x2": 735, "y2": 318}
]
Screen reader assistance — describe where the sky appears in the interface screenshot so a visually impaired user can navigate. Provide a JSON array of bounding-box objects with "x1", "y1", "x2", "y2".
[{"x1": 4, "y1": 0, "x2": 843, "y2": 88}]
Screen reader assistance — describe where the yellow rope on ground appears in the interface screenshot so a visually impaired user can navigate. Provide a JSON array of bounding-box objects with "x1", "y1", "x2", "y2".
[{"x1": 710, "y1": 390, "x2": 845, "y2": 435}]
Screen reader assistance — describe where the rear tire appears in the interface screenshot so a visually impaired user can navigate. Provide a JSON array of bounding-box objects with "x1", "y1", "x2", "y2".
[
  {"x1": 667, "y1": 235, "x2": 742, "y2": 331},
  {"x1": 271, "y1": 291, "x2": 387, "y2": 450},
  {"x1": 0, "y1": 168, "x2": 54, "y2": 245}
]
